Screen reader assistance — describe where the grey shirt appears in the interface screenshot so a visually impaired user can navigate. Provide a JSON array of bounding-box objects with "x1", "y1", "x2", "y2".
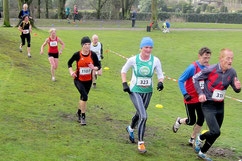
[{"x1": 193, "y1": 63, "x2": 241, "y2": 101}]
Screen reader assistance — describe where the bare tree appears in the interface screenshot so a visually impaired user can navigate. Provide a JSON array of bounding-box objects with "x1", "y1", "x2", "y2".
[
  {"x1": 37, "y1": 0, "x2": 40, "y2": 18},
  {"x1": 121, "y1": 0, "x2": 135, "y2": 19},
  {"x1": 45, "y1": 0, "x2": 49, "y2": 18},
  {"x1": 3, "y1": 0, "x2": 10, "y2": 27},
  {"x1": 58, "y1": 0, "x2": 66, "y2": 19},
  {"x1": 90, "y1": 0, "x2": 109, "y2": 19},
  {"x1": 151, "y1": 0, "x2": 159, "y2": 29}
]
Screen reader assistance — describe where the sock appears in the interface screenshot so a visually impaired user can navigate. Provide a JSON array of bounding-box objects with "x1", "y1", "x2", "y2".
[
  {"x1": 138, "y1": 141, "x2": 144, "y2": 145},
  {"x1": 81, "y1": 113, "x2": 85, "y2": 119},
  {"x1": 178, "y1": 119, "x2": 181, "y2": 124},
  {"x1": 77, "y1": 109, "x2": 81, "y2": 116},
  {"x1": 129, "y1": 126, "x2": 134, "y2": 132}
]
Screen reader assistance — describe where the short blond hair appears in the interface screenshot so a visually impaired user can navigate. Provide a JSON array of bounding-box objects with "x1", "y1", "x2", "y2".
[
  {"x1": 220, "y1": 48, "x2": 233, "y2": 59},
  {"x1": 49, "y1": 28, "x2": 56, "y2": 34},
  {"x1": 23, "y1": 4, "x2": 28, "y2": 11},
  {"x1": 92, "y1": 34, "x2": 98, "y2": 40}
]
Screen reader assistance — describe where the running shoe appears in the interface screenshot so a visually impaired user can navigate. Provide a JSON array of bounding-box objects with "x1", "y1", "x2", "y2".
[
  {"x1": 80, "y1": 118, "x2": 86, "y2": 126},
  {"x1": 172, "y1": 117, "x2": 181, "y2": 133},
  {"x1": 28, "y1": 53, "x2": 31, "y2": 58},
  {"x1": 194, "y1": 133, "x2": 203, "y2": 153},
  {"x1": 198, "y1": 151, "x2": 212, "y2": 161},
  {"x1": 93, "y1": 83, "x2": 96, "y2": 88},
  {"x1": 138, "y1": 143, "x2": 147, "y2": 153},
  {"x1": 76, "y1": 112, "x2": 81, "y2": 123},
  {"x1": 19, "y1": 45, "x2": 22, "y2": 52},
  {"x1": 188, "y1": 138, "x2": 195, "y2": 146},
  {"x1": 126, "y1": 126, "x2": 135, "y2": 143},
  {"x1": 52, "y1": 77, "x2": 56, "y2": 82}
]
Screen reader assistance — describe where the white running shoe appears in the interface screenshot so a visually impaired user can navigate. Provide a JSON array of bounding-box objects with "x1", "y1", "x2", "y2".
[
  {"x1": 52, "y1": 77, "x2": 56, "y2": 82},
  {"x1": 19, "y1": 45, "x2": 22, "y2": 52},
  {"x1": 28, "y1": 53, "x2": 31, "y2": 58},
  {"x1": 172, "y1": 117, "x2": 181, "y2": 133}
]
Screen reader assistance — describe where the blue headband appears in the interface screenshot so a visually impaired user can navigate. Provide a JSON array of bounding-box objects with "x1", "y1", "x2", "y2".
[{"x1": 140, "y1": 37, "x2": 153, "y2": 49}]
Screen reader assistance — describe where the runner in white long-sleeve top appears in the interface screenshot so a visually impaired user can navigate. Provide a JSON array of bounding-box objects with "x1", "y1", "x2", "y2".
[{"x1": 121, "y1": 37, "x2": 164, "y2": 153}]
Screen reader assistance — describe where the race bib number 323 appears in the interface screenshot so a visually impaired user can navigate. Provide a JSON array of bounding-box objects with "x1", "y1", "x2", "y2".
[{"x1": 137, "y1": 77, "x2": 152, "y2": 87}]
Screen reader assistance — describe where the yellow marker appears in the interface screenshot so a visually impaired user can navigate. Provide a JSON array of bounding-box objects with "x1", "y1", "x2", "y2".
[
  {"x1": 201, "y1": 130, "x2": 209, "y2": 134},
  {"x1": 104, "y1": 67, "x2": 110, "y2": 70},
  {"x1": 128, "y1": 81, "x2": 131, "y2": 85},
  {"x1": 155, "y1": 104, "x2": 163, "y2": 108}
]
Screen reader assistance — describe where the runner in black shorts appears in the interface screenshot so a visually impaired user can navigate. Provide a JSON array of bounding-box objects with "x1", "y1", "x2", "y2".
[
  {"x1": 18, "y1": 15, "x2": 32, "y2": 58},
  {"x1": 40, "y1": 28, "x2": 65, "y2": 81},
  {"x1": 173, "y1": 47, "x2": 211, "y2": 145},
  {"x1": 68, "y1": 36, "x2": 100, "y2": 125}
]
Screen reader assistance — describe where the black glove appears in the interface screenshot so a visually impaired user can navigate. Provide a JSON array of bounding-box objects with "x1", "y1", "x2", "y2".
[
  {"x1": 122, "y1": 82, "x2": 131, "y2": 94},
  {"x1": 184, "y1": 93, "x2": 192, "y2": 101},
  {"x1": 157, "y1": 82, "x2": 164, "y2": 91},
  {"x1": 101, "y1": 55, "x2": 103, "y2": 59}
]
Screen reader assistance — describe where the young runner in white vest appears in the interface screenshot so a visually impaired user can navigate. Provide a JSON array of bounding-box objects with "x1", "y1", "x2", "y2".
[{"x1": 121, "y1": 37, "x2": 164, "y2": 153}]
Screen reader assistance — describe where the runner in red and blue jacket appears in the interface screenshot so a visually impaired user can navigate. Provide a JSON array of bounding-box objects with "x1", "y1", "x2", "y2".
[{"x1": 173, "y1": 47, "x2": 211, "y2": 146}]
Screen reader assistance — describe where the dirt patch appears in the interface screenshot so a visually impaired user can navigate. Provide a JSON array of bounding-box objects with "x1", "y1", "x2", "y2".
[
  {"x1": 60, "y1": 112, "x2": 76, "y2": 122},
  {"x1": 207, "y1": 147, "x2": 236, "y2": 159}
]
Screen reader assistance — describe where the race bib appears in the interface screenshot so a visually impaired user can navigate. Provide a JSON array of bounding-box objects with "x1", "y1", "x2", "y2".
[
  {"x1": 137, "y1": 77, "x2": 152, "y2": 87},
  {"x1": 23, "y1": 30, "x2": 29, "y2": 34},
  {"x1": 212, "y1": 89, "x2": 226, "y2": 101},
  {"x1": 50, "y1": 41, "x2": 58, "y2": 47},
  {"x1": 79, "y1": 67, "x2": 92, "y2": 75},
  {"x1": 199, "y1": 81, "x2": 204, "y2": 90}
]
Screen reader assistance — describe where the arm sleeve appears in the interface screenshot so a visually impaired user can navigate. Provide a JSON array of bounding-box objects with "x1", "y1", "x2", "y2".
[
  {"x1": 68, "y1": 52, "x2": 79, "y2": 68},
  {"x1": 154, "y1": 57, "x2": 164, "y2": 80},
  {"x1": 121, "y1": 57, "x2": 135, "y2": 73},
  {"x1": 178, "y1": 64, "x2": 196, "y2": 95},
  {"x1": 230, "y1": 69, "x2": 241, "y2": 93},
  {"x1": 91, "y1": 52, "x2": 101, "y2": 70},
  {"x1": 193, "y1": 67, "x2": 211, "y2": 96}
]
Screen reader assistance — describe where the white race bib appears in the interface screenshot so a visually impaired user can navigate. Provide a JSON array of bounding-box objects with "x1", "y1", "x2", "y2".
[
  {"x1": 79, "y1": 67, "x2": 92, "y2": 75},
  {"x1": 137, "y1": 77, "x2": 152, "y2": 87},
  {"x1": 212, "y1": 89, "x2": 226, "y2": 101},
  {"x1": 199, "y1": 80, "x2": 204, "y2": 90},
  {"x1": 23, "y1": 30, "x2": 29, "y2": 34},
  {"x1": 50, "y1": 41, "x2": 58, "y2": 47}
]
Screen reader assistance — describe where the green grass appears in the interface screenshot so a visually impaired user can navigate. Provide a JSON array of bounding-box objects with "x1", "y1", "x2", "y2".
[
  {"x1": 0, "y1": 26, "x2": 241, "y2": 161},
  {"x1": 2, "y1": 18, "x2": 242, "y2": 29}
]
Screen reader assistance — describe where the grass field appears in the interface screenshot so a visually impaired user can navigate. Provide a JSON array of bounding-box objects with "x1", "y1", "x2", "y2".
[
  {"x1": 2, "y1": 18, "x2": 242, "y2": 29},
  {"x1": 0, "y1": 25, "x2": 241, "y2": 161}
]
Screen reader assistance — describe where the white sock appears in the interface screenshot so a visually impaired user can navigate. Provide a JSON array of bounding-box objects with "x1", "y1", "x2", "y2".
[
  {"x1": 138, "y1": 141, "x2": 144, "y2": 145},
  {"x1": 129, "y1": 126, "x2": 134, "y2": 132},
  {"x1": 199, "y1": 151, "x2": 204, "y2": 155}
]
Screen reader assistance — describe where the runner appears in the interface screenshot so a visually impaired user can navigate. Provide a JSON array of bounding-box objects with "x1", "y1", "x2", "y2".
[
  {"x1": 40, "y1": 28, "x2": 65, "y2": 81},
  {"x1": 18, "y1": 15, "x2": 32, "y2": 58},
  {"x1": 121, "y1": 37, "x2": 164, "y2": 153},
  {"x1": 90, "y1": 34, "x2": 103, "y2": 88},
  {"x1": 193, "y1": 48, "x2": 241, "y2": 161},
  {"x1": 68, "y1": 36, "x2": 100, "y2": 125},
  {"x1": 17, "y1": 4, "x2": 32, "y2": 26},
  {"x1": 73, "y1": 5, "x2": 81, "y2": 24},
  {"x1": 65, "y1": 5, "x2": 71, "y2": 24},
  {"x1": 172, "y1": 47, "x2": 211, "y2": 146}
]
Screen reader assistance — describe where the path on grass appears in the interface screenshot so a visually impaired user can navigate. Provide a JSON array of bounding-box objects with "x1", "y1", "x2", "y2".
[{"x1": 38, "y1": 26, "x2": 242, "y2": 31}]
